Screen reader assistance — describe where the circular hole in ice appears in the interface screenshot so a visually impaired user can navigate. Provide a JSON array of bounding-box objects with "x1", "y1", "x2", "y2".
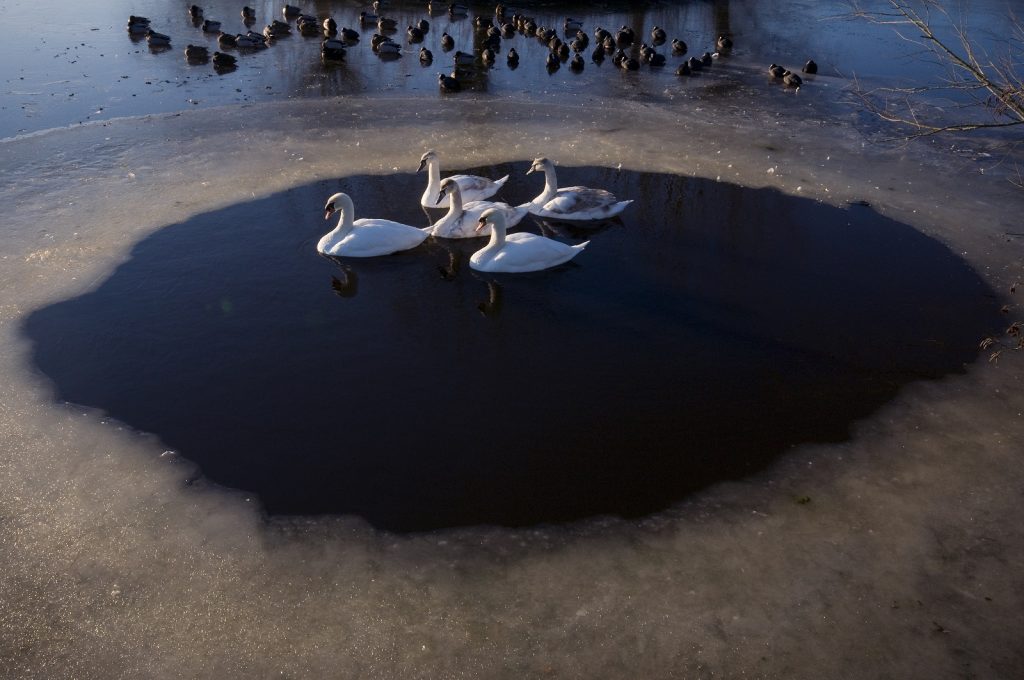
[{"x1": 23, "y1": 165, "x2": 1001, "y2": 531}]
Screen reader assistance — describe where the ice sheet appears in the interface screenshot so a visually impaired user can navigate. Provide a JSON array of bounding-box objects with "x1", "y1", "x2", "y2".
[{"x1": 2, "y1": 1, "x2": 1024, "y2": 677}]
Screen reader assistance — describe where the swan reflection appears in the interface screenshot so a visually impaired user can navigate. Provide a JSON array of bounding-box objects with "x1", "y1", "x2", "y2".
[
  {"x1": 477, "y1": 279, "x2": 503, "y2": 318},
  {"x1": 534, "y1": 215, "x2": 622, "y2": 240},
  {"x1": 329, "y1": 266, "x2": 359, "y2": 298}
]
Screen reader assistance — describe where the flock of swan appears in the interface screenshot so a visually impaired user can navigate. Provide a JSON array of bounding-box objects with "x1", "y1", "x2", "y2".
[{"x1": 319, "y1": 153, "x2": 631, "y2": 273}]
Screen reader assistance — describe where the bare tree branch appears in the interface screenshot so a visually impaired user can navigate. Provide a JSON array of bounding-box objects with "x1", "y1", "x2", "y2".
[{"x1": 849, "y1": 1, "x2": 1024, "y2": 131}]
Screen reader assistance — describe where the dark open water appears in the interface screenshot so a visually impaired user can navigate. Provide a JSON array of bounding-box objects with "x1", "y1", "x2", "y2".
[{"x1": 24, "y1": 164, "x2": 1001, "y2": 531}]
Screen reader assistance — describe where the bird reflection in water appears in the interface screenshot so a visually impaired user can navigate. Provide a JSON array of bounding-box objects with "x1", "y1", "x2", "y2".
[
  {"x1": 329, "y1": 266, "x2": 359, "y2": 298},
  {"x1": 432, "y1": 243, "x2": 501, "y2": 317},
  {"x1": 437, "y1": 246, "x2": 463, "y2": 281},
  {"x1": 477, "y1": 279, "x2": 503, "y2": 318},
  {"x1": 534, "y1": 216, "x2": 623, "y2": 240}
]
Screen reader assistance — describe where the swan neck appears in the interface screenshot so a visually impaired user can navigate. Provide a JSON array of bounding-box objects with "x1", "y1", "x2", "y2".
[
  {"x1": 538, "y1": 165, "x2": 558, "y2": 203},
  {"x1": 446, "y1": 185, "x2": 463, "y2": 215},
  {"x1": 334, "y1": 195, "x2": 355, "y2": 237},
  {"x1": 485, "y1": 220, "x2": 506, "y2": 249},
  {"x1": 426, "y1": 158, "x2": 441, "y2": 195}
]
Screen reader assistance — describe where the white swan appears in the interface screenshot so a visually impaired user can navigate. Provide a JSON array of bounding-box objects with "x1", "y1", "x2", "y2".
[
  {"x1": 470, "y1": 208, "x2": 589, "y2": 273},
  {"x1": 319, "y1": 192, "x2": 428, "y2": 257},
  {"x1": 521, "y1": 157, "x2": 632, "y2": 220},
  {"x1": 426, "y1": 178, "x2": 527, "y2": 239},
  {"x1": 418, "y1": 150, "x2": 509, "y2": 208}
]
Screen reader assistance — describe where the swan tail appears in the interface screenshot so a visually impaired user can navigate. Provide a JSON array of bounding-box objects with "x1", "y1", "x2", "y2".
[
  {"x1": 506, "y1": 206, "x2": 529, "y2": 226},
  {"x1": 602, "y1": 199, "x2": 633, "y2": 218},
  {"x1": 574, "y1": 240, "x2": 590, "y2": 251},
  {"x1": 492, "y1": 174, "x2": 510, "y2": 189}
]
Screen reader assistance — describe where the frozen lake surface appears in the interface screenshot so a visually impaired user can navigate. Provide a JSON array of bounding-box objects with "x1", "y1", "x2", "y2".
[{"x1": 2, "y1": 0, "x2": 1023, "y2": 678}]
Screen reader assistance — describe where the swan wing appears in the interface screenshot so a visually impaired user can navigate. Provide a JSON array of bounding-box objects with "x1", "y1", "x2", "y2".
[
  {"x1": 473, "y1": 233, "x2": 587, "y2": 272},
  {"x1": 433, "y1": 200, "x2": 523, "y2": 238},
  {"x1": 537, "y1": 186, "x2": 632, "y2": 220},
  {"x1": 451, "y1": 173, "x2": 509, "y2": 202},
  {"x1": 323, "y1": 219, "x2": 427, "y2": 257}
]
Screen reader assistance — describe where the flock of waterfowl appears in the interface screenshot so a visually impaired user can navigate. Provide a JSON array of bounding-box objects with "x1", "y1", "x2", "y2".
[
  {"x1": 320, "y1": 152, "x2": 631, "y2": 272},
  {"x1": 124, "y1": 2, "x2": 818, "y2": 88}
]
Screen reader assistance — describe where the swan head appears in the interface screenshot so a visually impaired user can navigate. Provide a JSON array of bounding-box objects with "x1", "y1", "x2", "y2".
[
  {"x1": 436, "y1": 177, "x2": 460, "y2": 205},
  {"x1": 418, "y1": 149, "x2": 437, "y2": 172},
  {"x1": 323, "y1": 192, "x2": 348, "y2": 220},
  {"x1": 476, "y1": 207, "x2": 507, "y2": 233},
  {"x1": 527, "y1": 157, "x2": 551, "y2": 175}
]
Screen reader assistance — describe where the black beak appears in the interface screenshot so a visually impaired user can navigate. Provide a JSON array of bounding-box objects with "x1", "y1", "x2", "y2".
[
  {"x1": 435, "y1": 188, "x2": 447, "y2": 205},
  {"x1": 417, "y1": 158, "x2": 427, "y2": 172},
  {"x1": 324, "y1": 202, "x2": 335, "y2": 220}
]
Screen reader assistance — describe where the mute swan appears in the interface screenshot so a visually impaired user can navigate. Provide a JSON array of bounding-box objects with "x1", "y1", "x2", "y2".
[
  {"x1": 426, "y1": 178, "x2": 527, "y2": 239},
  {"x1": 521, "y1": 158, "x2": 632, "y2": 221},
  {"x1": 418, "y1": 150, "x2": 508, "y2": 209},
  {"x1": 470, "y1": 209, "x2": 588, "y2": 273},
  {"x1": 319, "y1": 192, "x2": 428, "y2": 257}
]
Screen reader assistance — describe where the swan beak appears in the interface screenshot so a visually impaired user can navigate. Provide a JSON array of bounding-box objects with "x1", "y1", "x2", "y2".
[
  {"x1": 526, "y1": 164, "x2": 535, "y2": 175},
  {"x1": 475, "y1": 216, "x2": 488, "y2": 232},
  {"x1": 417, "y1": 158, "x2": 427, "y2": 172},
  {"x1": 324, "y1": 202, "x2": 335, "y2": 220},
  {"x1": 435, "y1": 188, "x2": 447, "y2": 205}
]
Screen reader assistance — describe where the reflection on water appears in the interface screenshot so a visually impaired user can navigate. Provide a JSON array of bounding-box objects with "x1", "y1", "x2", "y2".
[
  {"x1": 329, "y1": 266, "x2": 359, "y2": 298},
  {"x1": 23, "y1": 165, "x2": 1001, "y2": 531}
]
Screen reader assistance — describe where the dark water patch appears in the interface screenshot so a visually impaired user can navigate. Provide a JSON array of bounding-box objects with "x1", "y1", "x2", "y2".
[{"x1": 24, "y1": 165, "x2": 1000, "y2": 531}]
